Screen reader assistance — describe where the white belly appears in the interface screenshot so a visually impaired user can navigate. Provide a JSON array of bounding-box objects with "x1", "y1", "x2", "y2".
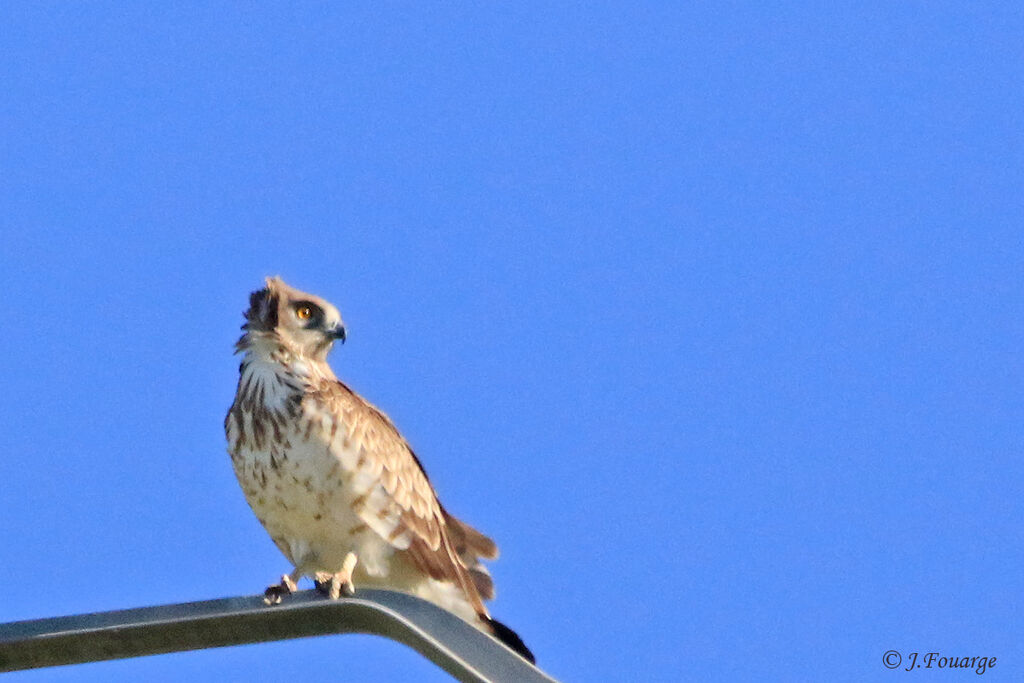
[
  {"x1": 225, "y1": 369, "x2": 482, "y2": 625},
  {"x1": 227, "y1": 402, "x2": 398, "y2": 580}
]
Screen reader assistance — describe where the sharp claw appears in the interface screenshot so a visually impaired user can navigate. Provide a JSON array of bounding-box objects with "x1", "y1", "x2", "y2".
[
  {"x1": 312, "y1": 554, "x2": 357, "y2": 600},
  {"x1": 313, "y1": 574, "x2": 354, "y2": 599},
  {"x1": 328, "y1": 576, "x2": 355, "y2": 599}
]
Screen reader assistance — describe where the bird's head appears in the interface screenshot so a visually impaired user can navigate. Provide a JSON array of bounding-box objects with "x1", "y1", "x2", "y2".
[{"x1": 239, "y1": 276, "x2": 347, "y2": 361}]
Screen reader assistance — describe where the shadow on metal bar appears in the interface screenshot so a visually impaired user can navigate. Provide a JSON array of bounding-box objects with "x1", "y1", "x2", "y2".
[{"x1": 0, "y1": 589, "x2": 558, "y2": 682}]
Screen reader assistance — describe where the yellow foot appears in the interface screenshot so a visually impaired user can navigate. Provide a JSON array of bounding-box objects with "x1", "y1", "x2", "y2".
[{"x1": 314, "y1": 552, "x2": 358, "y2": 599}]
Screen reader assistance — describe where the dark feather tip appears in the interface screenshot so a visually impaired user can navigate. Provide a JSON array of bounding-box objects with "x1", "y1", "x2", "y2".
[{"x1": 484, "y1": 616, "x2": 535, "y2": 665}]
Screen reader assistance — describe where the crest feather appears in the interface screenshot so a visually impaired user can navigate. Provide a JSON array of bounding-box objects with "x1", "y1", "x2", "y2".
[{"x1": 242, "y1": 281, "x2": 281, "y2": 332}]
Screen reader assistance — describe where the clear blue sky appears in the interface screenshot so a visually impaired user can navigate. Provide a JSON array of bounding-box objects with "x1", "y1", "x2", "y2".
[{"x1": 1, "y1": 4, "x2": 1022, "y2": 682}]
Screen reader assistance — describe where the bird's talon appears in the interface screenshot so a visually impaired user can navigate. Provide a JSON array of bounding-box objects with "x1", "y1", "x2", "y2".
[
  {"x1": 263, "y1": 574, "x2": 298, "y2": 605},
  {"x1": 313, "y1": 569, "x2": 355, "y2": 599}
]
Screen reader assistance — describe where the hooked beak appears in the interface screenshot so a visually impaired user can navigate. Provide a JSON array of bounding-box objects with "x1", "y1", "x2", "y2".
[{"x1": 330, "y1": 323, "x2": 347, "y2": 344}]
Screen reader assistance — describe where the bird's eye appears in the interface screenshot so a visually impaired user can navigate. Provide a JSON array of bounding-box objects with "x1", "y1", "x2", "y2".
[{"x1": 296, "y1": 305, "x2": 313, "y2": 320}]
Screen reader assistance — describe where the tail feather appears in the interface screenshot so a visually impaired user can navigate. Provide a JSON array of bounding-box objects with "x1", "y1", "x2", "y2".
[
  {"x1": 483, "y1": 616, "x2": 535, "y2": 664},
  {"x1": 442, "y1": 510, "x2": 498, "y2": 600}
]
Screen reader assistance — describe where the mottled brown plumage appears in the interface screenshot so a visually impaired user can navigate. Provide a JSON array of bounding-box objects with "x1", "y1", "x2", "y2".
[{"x1": 225, "y1": 277, "x2": 532, "y2": 662}]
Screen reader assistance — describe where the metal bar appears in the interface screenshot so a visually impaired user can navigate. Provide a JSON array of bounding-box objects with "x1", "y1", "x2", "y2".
[{"x1": 0, "y1": 589, "x2": 557, "y2": 682}]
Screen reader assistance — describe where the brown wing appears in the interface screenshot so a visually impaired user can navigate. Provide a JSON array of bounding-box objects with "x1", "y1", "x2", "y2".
[{"x1": 316, "y1": 379, "x2": 492, "y2": 615}]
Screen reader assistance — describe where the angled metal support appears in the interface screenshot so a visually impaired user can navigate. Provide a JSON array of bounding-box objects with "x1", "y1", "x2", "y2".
[{"x1": 0, "y1": 589, "x2": 557, "y2": 683}]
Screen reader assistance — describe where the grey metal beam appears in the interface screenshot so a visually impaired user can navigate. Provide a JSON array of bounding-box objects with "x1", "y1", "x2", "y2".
[{"x1": 0, "y1": 589, "x2": 557, "y2": 682}]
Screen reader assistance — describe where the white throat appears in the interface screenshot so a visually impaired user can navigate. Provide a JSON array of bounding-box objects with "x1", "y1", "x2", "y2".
[{"x1": 238, "y1": 334, "x2": 336, "y2": 413}]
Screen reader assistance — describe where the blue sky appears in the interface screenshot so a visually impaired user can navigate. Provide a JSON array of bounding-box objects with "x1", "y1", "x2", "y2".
[{"x1": 1, "y1": 3, "x2": 1022, "y2": 681}]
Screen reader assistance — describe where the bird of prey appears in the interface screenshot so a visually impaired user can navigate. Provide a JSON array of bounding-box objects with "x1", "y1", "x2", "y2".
[{"x1": 225, "y1": 277, "x2": 533, "y2": 663}]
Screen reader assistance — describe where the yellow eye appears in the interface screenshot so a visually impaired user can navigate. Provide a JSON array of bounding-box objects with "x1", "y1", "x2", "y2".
[{"x1": 296, "y1": 305, "x2": 312, "y2": 320}]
